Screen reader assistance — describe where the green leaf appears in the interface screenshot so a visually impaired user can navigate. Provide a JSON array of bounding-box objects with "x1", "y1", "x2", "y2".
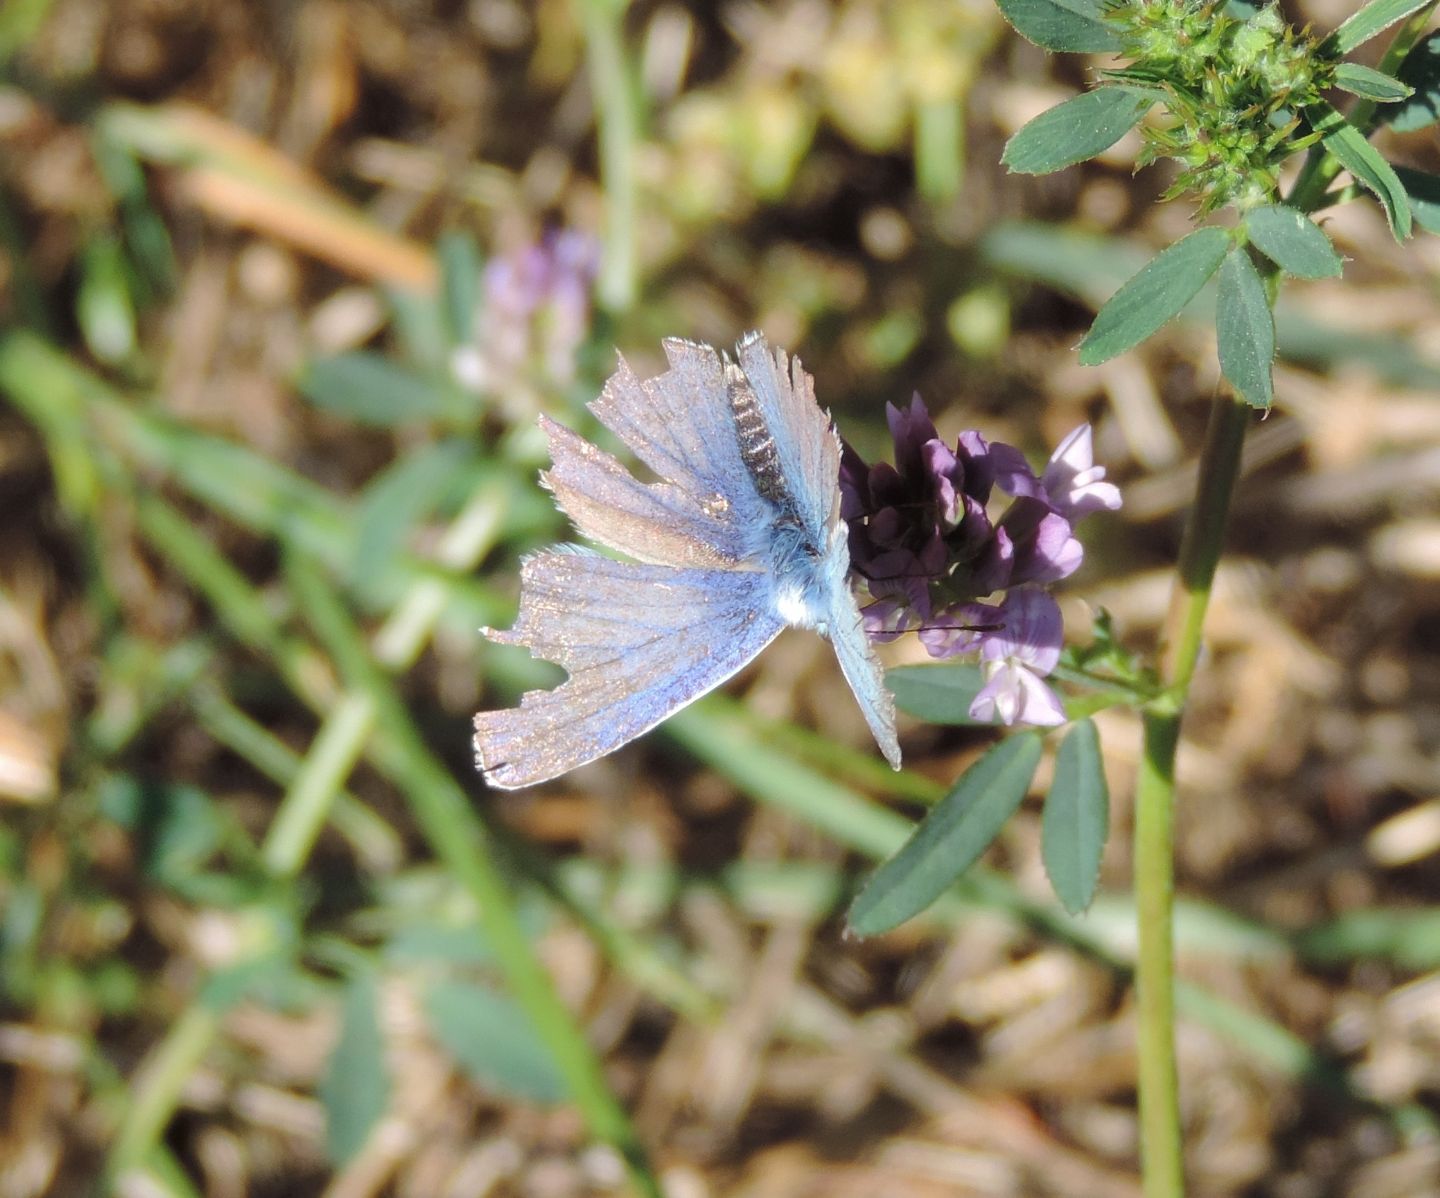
[
  {"x1": 1312, "y1": 104, "x2": 1412, "y2": 240},
  {"x1": 1394, "y1": 164, "x2": 1440, "y2": 233},
  {"x1": 1330, "y1": 0, "x2": 1438, "y2": 55},
  {"x1": 1244, "y1": 205, "x2": 1344, "y2": 278},
  {"x1": 1042, "y1": 720, "x2": 1109, "y2": 914},
  {"x1": 99, "y1": 777, "x2": 225, "y2": 892},
  {"x1": 1388, "y1": 32, "x2": 1440, "y2": 132},
  {"x1": 886, "y1": 663, "x2": 989, "y2": 725},
  {"x1": 994, "y1": 0, "x2": 1119, "y2": 52},
  {"x1": 1002, "y1": 88, "x2": 1152, "y2": 175},
  {"x1": 1078, "y1": 226, "x2": 1231, "y2": 365},
  {"x1": 1333, "y1": 62, "x2": 1415, "y2": 102},
  {"x1": 298, "y1": 352, "x2": 454, "y2": 426},
  {"x1": 848, "y1": 733, "x2": 1043, "y2": 936},
  {"x1": 424, "y1": 980, "x2": 567, "y2": 1103},
  {"x1": 320, "y1": 972, "x2": 390, "y2": 1165},
  {"x1": 1216, "y1": 247, "x2": 1275, "y2": 409}
]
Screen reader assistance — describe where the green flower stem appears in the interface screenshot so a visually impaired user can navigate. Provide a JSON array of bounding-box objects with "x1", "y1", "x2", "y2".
[
  {"x1": 1288, "y1": 1, "x2": 1439, "y2": 214},
  {"x1": 577, "y1": 0, "x2": 639, "y2": 313},
  {"x1": 1135, "y1": 390, "x2": 1252, "y2": 1198}
]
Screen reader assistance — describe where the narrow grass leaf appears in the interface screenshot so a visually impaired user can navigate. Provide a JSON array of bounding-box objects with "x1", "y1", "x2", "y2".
[
  {"x1": 387, "y1": 284, "x2": 450, "y2": 376},
  {"x1": 1002, "y1": 88, "x2": 1152, "y2": 175},
  {"x1": 1333, "y1": 62, "x2": 1414, "y2": 102},
  {"x1": 993, "y1": 0, "x2": 1119, "y2": 52},
  {"x1": 1216, "y1": 248, "x2": 1276, "y2": 409},
  {"x1": 1078, "y1": 226, "x2": 1231, "y2": 365},
  {"x1": 298, "y1": 352, "x2": 452, "y2": 426},
  {"x1": 886, "y1": 663, "x2": 989, "y2": 725},
  {"x1": 439, "y1": 229, "x2": 482, "y2": 347},
  {"x1": 1331, "y1": 0, "x2": 1437, "y2": 54},
  {"x1": 1312, "y1": 103, "x2": 1413, "y2": 239},
  {"x1": 1296, "y1": 908, "x2": 1440, "y2": 970},
  {"x1": 320, "y1": 971, "x2": 390, "y2": 1165},
  {"x1": 1042, "y1": 720, "x2": 1109, "y2": 914},
  {"x1": 77, "y1": 234, "x2": 137, "y2": 365},
  {"x1": 1388, "y1": 32, "x2": 1440, "y2": 131},
  {"x1": 848, "y1": 733, "x2": 1043, "y2": 936},
  {"x1": 425, "y1": 979, "x2": 567, "y2": 1103},
  {"x1": 1245, "y1": 205, "x2": 1344, "y2": 278},
  {"x1": 352, "y1": 438, "x2": 475, "y2": 585},
  {"x1": 1394, "y1": 165, "x2": 1440, "y2": 233}
]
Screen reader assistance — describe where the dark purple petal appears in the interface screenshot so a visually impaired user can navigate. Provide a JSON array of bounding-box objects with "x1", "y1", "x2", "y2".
[
  {"x1": 869, "y1": 507, "x2": 907, "y2": 547},
  {"x1": 955, "y1": 430, "x2": 995, "y2": 502},
  {"x1": 969, "y1": 524, "x2": 1014, "y2": 595},
  {"x1": 1002, "y1": 497, "x2": 1082, "y2": 585},
  {"x1": 867, "y1": 462, "x2": 908, "y2": 508},
  {"x1": 990, "y1": 441, "x2": 1044, "y2": 501},
  {"x1": 887, "y1": 394, "x2": 941, "y2": 476},
  {"x1": 839, "y1": 441, "x2": 872, "y2": 519}
]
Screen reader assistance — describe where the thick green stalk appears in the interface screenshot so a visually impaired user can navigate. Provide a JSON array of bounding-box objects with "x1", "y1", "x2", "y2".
[{"x1": 1134, "y1": 391, "x2": 1251, "y2": 1198}]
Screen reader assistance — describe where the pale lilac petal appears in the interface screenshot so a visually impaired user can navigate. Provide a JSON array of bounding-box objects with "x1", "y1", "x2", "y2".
[
  {"x1": 1010, "y1": 665, "x2": 1067, "y2": 725},
  {"x1": 969, "y1": 660, "x2": 1066, "y2": 726},
  {"x1": 1042, "y1": 424, "x2": 1123, "y2": 520},
  {"x1": 920, "y1": 602, "x2": 997, "y2": 659},
  {"x1": 979, "y1": 589, "x2": 1063, "y2": 675}
]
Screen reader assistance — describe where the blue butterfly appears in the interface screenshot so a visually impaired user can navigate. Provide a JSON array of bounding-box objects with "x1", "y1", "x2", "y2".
[{"x1": 473, "y1": 332, "x2": 900, "y2": 789}]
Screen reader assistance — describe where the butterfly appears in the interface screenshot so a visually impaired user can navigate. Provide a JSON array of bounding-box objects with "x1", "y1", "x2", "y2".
[{"x1": 473, "y1": 332, "x2": 900, "y2": 789}]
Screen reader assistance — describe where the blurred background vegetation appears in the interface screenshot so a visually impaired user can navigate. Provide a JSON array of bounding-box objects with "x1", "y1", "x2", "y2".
[{"x1": 1, "y1": 0, "x2": 1440, "y2": 1194}]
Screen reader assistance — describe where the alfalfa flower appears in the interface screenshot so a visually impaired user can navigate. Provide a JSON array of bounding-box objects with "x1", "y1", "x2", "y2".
[{"x1": 842, "y1": 397, "x2": 1120, "y2": 726}]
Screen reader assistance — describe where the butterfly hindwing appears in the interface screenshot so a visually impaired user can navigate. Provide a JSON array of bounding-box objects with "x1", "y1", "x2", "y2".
[{"x1": 473, "y1": 549, "x2": 785, "y2": 789}]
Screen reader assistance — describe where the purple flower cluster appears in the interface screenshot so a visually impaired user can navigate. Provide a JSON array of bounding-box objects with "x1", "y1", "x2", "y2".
[
  {"x1": 452, "y1": 230, "x2": 598, "y2": 400},
  {"x1": 841, "y1": 398, "x2": 1121, "y2": 726}
]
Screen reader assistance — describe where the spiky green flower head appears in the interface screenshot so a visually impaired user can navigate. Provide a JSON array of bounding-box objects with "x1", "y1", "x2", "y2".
[{"x1": 1105, "y1": 1, "x2": 1328, "y2": 213}]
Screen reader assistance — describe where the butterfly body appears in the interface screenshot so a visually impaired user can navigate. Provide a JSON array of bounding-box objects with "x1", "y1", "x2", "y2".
[{"x1": 474, "y1": 333, "x2": 900, "y2": 789}]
